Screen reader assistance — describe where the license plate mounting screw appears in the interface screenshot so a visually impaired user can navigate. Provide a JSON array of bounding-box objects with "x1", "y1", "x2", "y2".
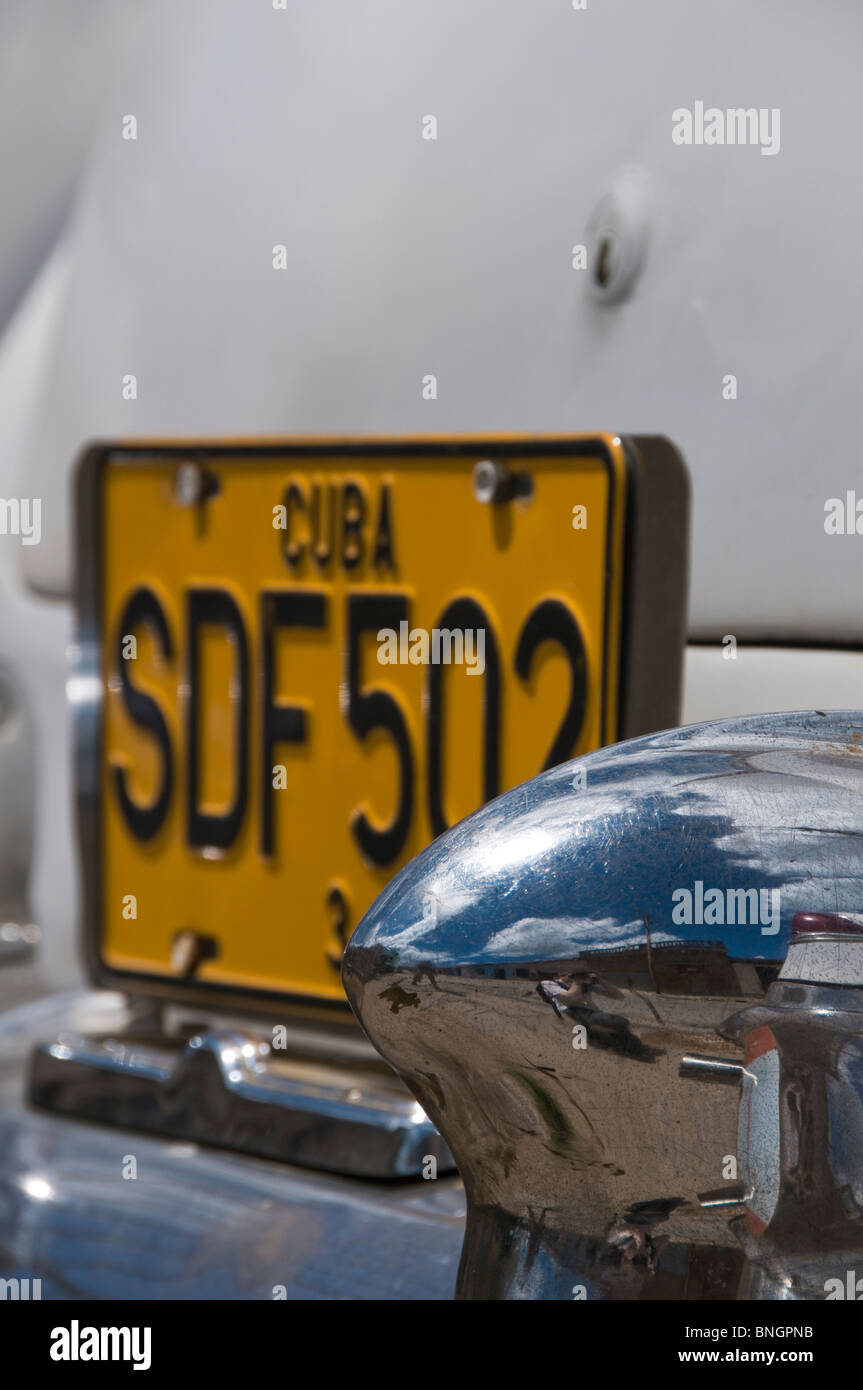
[
  {"x1": 174, "y1": 460, "x2": 219, "y2": 506},
  {"x1": 472, "y1": 458, "x2": 511, "y2": 504}
]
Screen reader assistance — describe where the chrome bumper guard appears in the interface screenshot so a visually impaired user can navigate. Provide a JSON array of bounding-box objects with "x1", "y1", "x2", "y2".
[{"x1": 28, "y1": 1017, "x2": 453, "y2": 1179}]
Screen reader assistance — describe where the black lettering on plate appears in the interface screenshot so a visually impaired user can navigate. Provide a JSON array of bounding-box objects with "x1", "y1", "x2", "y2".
[
  {"x1": 514, "y1": 598, "x2": 588, "y2": 770},
  {"x1": 372, "y1": 482, "x2": 396, "y2": 572},
  {"x1": 281, "y1": 481, "x2": 306, "y2": 570},
  {"x1": 311, "y1": 482, "x2": 336, "y2": 569},
  {"x1": 325, "y1": 883, "x2": 350, "y2": 971},
  {"x1": 346, "y1": 592, "x2": 413, "y2": 866},
  {"x1": 260, "y1": 588, "x2": 327, "y2": 856},
  {"x1": 427, "y1": 596, "x2": 500, "y2": 837},
  {"x1": 112, "y1": 586, "x2": 174, "y2": 842},
  {"x1": 186, "y1": 587, "x2": 250, "y2": 852},
  {"x1": 341, "y1": 482, "x2": 365, "y2": 571}
]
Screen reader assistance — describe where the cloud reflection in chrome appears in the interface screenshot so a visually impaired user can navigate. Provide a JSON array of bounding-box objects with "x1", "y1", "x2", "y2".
[{"x1": 354, "y1": 711, "x2": 863, "y2": 971}]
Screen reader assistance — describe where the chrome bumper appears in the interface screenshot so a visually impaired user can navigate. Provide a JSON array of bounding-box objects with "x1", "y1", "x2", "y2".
[
  {"x1": 0, "y1": 993, "x2": 464, "y2": 1299},
  {"x1": 344, "y1": 710, "x2": 863, "y2": 1299}
]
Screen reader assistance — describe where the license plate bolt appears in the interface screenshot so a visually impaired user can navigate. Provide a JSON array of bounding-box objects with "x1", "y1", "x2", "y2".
[
  {"x1": 472, "y1": 458, "x2": 511, "y2": 504},
  {"x1": 174, "y1": 460, "x2": 219, "y2": 507}
]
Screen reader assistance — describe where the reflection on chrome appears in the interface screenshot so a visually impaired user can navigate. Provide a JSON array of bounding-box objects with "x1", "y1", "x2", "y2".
[
  {"x1": 64, "y1": 674, "x2": 104, "y2": 706},
  {"x1": 344, "y1": 711, "x2": 863, "y2": 1300},
  {"x1": 19, "y1": 1174, "x2": 55, "y2": 1202}
]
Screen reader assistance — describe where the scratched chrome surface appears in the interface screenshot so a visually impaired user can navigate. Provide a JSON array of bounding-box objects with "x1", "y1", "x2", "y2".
[
  {"x1": 0, "y1": 992, "x2": 464, "y2": 1300},
  {"x1": 343, "y1": 711, "x2": 863, "y2": 1299}
]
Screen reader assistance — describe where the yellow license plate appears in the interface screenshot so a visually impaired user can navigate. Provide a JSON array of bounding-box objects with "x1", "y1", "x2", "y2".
[{"x1": 76, "y1": 435, "x2": 688, "y2": 1014}]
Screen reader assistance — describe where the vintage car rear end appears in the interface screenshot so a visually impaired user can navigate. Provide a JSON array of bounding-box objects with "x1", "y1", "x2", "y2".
[{"x1": 0, "y1": 0, "x2": 862, "y2": 1323}]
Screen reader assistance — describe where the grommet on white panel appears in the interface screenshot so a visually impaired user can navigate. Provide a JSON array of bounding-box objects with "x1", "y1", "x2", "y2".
[{"x1": 585, "y1": 166, "x2": 652, "y2": 304}]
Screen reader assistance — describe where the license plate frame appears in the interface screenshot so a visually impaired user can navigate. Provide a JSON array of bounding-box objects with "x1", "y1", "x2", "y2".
[{"x1": 75, "y1": 434, "x2": 689, "y2": 1017}]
